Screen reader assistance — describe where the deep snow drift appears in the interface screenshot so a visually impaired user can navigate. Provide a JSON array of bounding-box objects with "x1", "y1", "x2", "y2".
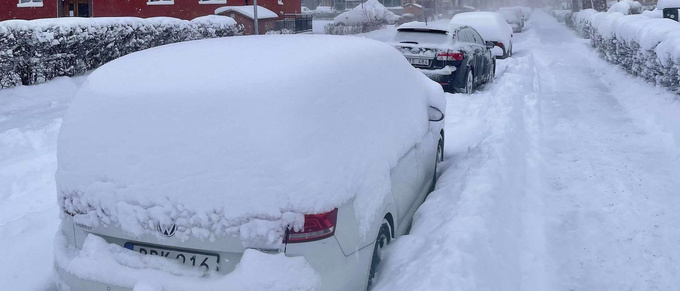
[{"x1": 2, "y1": 10, "x2": 680, "y2": 291}]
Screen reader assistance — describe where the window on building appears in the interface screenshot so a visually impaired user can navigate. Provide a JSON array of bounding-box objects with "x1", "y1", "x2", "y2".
[
  {"x1": 17, "y1": 0, "x2": 43, "y2": 8},
  {"x1": 147, "y1": 0, "x2": 174, "y2": 5}
]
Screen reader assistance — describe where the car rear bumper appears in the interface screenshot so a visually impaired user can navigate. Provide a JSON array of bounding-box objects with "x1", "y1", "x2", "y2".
[
  {"x1": 54, "y1": 221, "x2": 373, "y2": 291},
  {"x1": 419, "y1": 66, "x2": 463, "y2": 92}
]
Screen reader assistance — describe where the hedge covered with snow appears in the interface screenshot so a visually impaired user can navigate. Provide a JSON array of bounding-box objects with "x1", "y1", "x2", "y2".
[
  {"x1": 0, "y1": 15, "x2": 241, "y2": 88},
  {"x1": 570, "y1": 9, "x2": 680, "y2": 93}
]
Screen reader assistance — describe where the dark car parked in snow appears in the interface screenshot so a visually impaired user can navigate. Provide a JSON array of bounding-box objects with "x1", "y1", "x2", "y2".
[{"x1": 391, "y1": 22, "x2": 495, "y2": 93}]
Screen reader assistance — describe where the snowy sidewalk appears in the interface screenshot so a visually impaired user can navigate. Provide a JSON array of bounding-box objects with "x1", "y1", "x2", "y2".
[{"x1": 375, "y1": 10, "x2": 680, "y2": 291}]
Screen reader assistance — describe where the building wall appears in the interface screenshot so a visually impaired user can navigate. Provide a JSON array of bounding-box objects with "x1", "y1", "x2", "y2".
[
  {"x1": 1, "y1": 0, "x2": 301, "y2": 21},
  {"x1": 1, "y1": 0, "x2": 59, "y2": 20}
]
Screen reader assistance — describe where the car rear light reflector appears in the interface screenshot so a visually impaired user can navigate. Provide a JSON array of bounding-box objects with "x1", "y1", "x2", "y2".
[
  {"x1": 437, "y1": 51, "x2": 463, "y2": 61},
  {"x1": 285, "y1": 208, "x2": 338, "y2": 243},
  {"x1": 494, "y1": 42, "x2": 504, "y2": 49}
]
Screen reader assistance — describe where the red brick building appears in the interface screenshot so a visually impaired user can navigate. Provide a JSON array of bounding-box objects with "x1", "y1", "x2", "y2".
[{"x1": 1, "y1": 0, "x2": 301, "y2": 21}]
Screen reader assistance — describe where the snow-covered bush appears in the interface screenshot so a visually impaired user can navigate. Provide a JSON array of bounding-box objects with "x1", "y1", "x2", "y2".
[
  {"x1": 571, "y1": 9, "x2": 680, "y2": 93},
  {"x1": 0, "y1": 16, "x2": 241, "y2": 89},
  {"x1": 265, "y1": 28, "x2": 295, "y2": 34},
  {"x1": 607, "y1": 0, "x2": 643, "y2": 15},
  {"x1": 324, "y1": 22, "x2": 385, "y2": 35}
]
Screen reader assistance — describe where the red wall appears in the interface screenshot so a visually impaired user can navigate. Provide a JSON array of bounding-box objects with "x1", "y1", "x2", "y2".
[
  {"x1": 1, "y1": 0, "x2": 58, "y2": 20},
  {"x1": 1, "y1": 0, "x2": 302, "y2": 21}
]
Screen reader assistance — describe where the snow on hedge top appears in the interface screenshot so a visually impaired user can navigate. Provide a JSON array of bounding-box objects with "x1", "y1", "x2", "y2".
[
  {"x1": 450, "y1": 12, "x2": 512, "y2": 44},
  {"x1": 0, "y1": 15, "x2": 236, "y2": 30},
  {"x1": 56, "y1": 35, "x2": 444, "y2": 241},
  {"x1": 333, "y1": 0, "x2": 398, "y2": 24},
  {"x1": 607, "y1": 0, "x2": 642, "y2": 15},
  {"x1": 657, "y1": 0, "x2": 680, "y2": 9},
  {"x1": 215, "y1": 5, "x2": 278, "y2": 19}
]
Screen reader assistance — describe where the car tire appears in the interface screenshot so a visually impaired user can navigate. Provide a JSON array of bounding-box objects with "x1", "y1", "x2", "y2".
[
  {"x1": 429, "y1": 141, "x2": 443, "y2": 192},
  {"x1": 464, "y1": 69, "x2": 474, "y2": 94},
  {"x1": 367, "y1": 220, "x2": 392, "y2": 290}
]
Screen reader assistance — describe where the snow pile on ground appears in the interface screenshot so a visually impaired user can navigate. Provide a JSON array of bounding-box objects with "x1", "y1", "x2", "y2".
[
  {"x1": 657, "y1": 0, "x2": 680, "y2": 9},
  {"x1": 373, "y1": 38, "x2": 536, "y2": 291},
  {"x1": 0, "y1": 15, "x2": 240, "y2": 88},
  {"x1": 55, "y1": 234, "x2": 320, "y2": 290},
  {"x1": 333, "y1": 0, "x2": 398, "y2": 24},
  {"x1": 56, "y1": 35, "x2": 444, "y2": 244},
  {"x1": 572, "y1": 9, "x2": 680, "y2": 93},
  {"x1": 0, "y1": 76, "x2": 84, "y2": 290}
]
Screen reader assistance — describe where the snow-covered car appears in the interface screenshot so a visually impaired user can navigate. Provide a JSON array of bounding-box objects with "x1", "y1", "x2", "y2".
[
  {"x1": 301, "y1": 6, "x2": 313, "y2": 14},
  {"x1": 54, "y1": 35, "x2": 446, "y2": 291},
  {"x1": 391, "y1": 22, "x2": 495, "y2": 93},
  {"x1": 499, "y1": 7, "x2": 525, "y2": 28},
  {"x1": 499, "y1": 8, "x2": 524, "y2": 33},
  {"x1": 451, "y1": 12, "x2": 514, "y2": 59},
  {"x1": 333, "y1": 0, "x2": 399, "y2": 25}
]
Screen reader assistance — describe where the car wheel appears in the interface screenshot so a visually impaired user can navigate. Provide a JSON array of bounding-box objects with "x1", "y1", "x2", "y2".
[
  {"x1": 367, "y1": 220, "x2": 392, "y2": 290},
  {"x1": 464, "y1": 69, "x2": 474, "y2": 94},
  {"x1": 430, "y1": 141, "x2": 443, "y2": 192}
]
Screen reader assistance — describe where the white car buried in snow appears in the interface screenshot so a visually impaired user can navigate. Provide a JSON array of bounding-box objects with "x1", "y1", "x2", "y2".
[
  {"x1": 451, "y1": 12, "x2": 514, "y2": 59},
  {"x1": 54, "y1": 35, "x2": 446, "y2": 290}
]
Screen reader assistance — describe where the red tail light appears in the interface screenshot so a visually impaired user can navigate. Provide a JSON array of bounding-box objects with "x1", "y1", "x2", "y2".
[
  {"x1": 494, "y1": 42, "x2": 504, "y2": 49},
  {"x1": 285, "y1": 208, "x2": 338, "y2": 243},
  {"x1": 437, "y1": 51, "x2": 464, "y2": 61}
]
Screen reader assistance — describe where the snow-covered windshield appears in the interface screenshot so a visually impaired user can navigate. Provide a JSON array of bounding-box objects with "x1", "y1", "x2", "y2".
[{"x1": 394, "y1": 29, "x2": 449, "y2": 45}]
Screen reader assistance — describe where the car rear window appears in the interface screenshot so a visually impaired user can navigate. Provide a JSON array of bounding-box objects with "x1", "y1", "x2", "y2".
[{"x1": 394, "y1": 29, "x2": 449, "y2": 45}]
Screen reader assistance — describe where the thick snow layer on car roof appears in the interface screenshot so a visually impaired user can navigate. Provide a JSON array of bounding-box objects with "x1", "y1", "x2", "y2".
[
  {"x1": 451, "y1": 12, "x2": 512, "y2": 44},
  {"x1": 56, "y1": 35, "x2": 444, "y2": 242}
]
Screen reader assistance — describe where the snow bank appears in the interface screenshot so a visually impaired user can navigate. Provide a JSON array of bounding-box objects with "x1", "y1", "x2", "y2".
[
  {"x1": 657, "y1": 0, "x2": 680, "y2": 9},
  {"x1": 56, "y1": 35, "x2": 445, "y2": 241},
  {"x1": 571, "y1": 9, "x2": 680, "y2": 93},
  {"x1": 0, "y1": 16, "x2": 241, "y2": 89},
  {"x1": 374, "y1": 47, "x2": 537, "y2": 291},
  {"x1": 55, "y1": 233, "x2": 320, "y2": 290},
  {"x1": 0, "y1": 76, "x2": 85, "y2": 290}
]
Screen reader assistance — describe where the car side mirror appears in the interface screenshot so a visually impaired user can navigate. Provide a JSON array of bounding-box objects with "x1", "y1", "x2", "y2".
[
  {"x1": 485, "y1": 41, "x2": 495, "y2": 49},
  {"x1": 428, "y1": 106, "x2": 444, "y2": 122}
]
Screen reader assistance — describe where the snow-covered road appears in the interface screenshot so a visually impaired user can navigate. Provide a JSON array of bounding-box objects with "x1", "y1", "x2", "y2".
[
  {"x1": 2, "y1": 10, "x2": 680, "y2": 290},
  {"x1": 374, "y1": 10, "x2": 680, "y2": 291}
]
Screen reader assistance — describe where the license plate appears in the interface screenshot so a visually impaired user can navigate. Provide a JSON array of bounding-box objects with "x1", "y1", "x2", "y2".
[
  {"x1": 409, "y1": 58, "x2": 430, "y2": 66},
  {"x1": 124, "y1": 242, "x2": 220, "y2": 271}
]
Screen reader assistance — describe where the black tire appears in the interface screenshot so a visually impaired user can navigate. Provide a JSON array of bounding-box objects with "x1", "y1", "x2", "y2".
[
  {"x1": 367, "y1": 220, "x2": 392, "y2": 290},
  {"x1": 429, "y1": 141, "x2": 443, "y2": 192},
  {"x1": 463, "y1": 69, "x2": 474, "y2": 94}
]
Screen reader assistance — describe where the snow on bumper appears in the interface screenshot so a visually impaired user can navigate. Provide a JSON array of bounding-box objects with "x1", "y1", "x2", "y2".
[{"x1": 54, "y1": 232, "x2": 320, "y2": 291}]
